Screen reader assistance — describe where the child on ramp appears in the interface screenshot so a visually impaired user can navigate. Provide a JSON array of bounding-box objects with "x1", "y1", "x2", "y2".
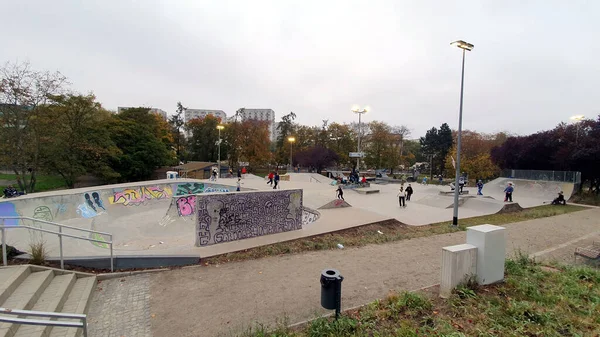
[{"x1": 336, "y1": 185, "x2": 344, "y2": 200}]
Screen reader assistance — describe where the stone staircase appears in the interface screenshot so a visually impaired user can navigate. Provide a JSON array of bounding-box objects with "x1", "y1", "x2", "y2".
[{"x1": 0, "y1": 265, "x2": 96, "y2": 337}]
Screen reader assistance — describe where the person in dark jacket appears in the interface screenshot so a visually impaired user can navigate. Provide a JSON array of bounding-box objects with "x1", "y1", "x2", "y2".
[
  {"x1": 504, "y1": 183, "x2": 514, "y2": 202},
  {"x1": 336, "y1": 185, "x2": 344, "y2": 200},
  {"x1": 551, "y1": 191, "x2": 566, "y2": 205},
  {"x1": 273, "y1": 172, "x2": 280, "y2": 189},
  {"x1": 405, "y1": 184, "x2": 414, "y2": 201},
  {"x1": 476, "y1": 180, "x2": 484, "y2": 195}
]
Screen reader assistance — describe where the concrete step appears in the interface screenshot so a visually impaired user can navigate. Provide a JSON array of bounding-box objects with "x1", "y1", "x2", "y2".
[
  {"x1": 48, "y1": 276, "x2": 96, "y2": 337},
  {"x1": 0, "y1": 267, "x2": 31, "y2": 305},
  {"x1": 12, "y1": 273, "x2": 77, "y2": 337},
  {"x1": 0, "y1": 269, "x2": 54, "y2": 337}
]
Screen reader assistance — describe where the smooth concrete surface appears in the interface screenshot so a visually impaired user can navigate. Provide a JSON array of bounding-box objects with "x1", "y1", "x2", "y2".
[
  {"x1": 0, "y1": 173, "x2": 572, "y2": 261},
  {"x1": 466, "y1": 224, "x2": 506, "y2": 285},
  {"x1": 440, "y1": 243, "x2": 477, "y2": 298}
]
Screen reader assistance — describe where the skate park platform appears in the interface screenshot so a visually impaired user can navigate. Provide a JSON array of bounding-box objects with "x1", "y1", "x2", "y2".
[{"x1": 0, "y1": 174, "x2": 574, "y2": 268}]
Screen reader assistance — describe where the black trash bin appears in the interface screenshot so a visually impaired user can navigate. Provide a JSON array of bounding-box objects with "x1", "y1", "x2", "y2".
[{"x1": 320, "y1": 269, "x2": 344, "y2": 317}]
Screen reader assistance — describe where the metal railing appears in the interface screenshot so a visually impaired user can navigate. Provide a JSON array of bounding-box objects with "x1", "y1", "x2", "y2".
[
  {"x1": 0, "y1": 216, "x2": 114, "y2": 272},
  {"x1": 501, "y1": 169, "x2": 582, "y2": 184},
  {"x1": 0, "y1": 307, "x2": 88, "y2": 337}
]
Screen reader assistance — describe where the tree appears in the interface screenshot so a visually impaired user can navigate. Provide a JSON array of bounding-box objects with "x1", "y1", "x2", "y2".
[
  {"x1": 39, "y1": 94, "x2": 120, "y2": 187},
  {"x1": 363, "y1": 121, "x2": 397, "y2": 170},
  {"x1": 186, "y1": 114, "x2": 221, "y2": 162},
  {"x1": 169, "y1": 102, "x2": 186, "y2": 161},
  {"x1": 0, "y1": 61, "x2": 68, "y2": 192},
  {"x1": 437, "y1": 123, "x2": 453, "y2": 175},
  {"x1": 295, "y1": 146, "x2": 339, "y2": 174},
  {"x1": 107, "y1": 107, "x2": 173, "y2": 182},
  {"x1": 275, "y1": 112, "x2": 296, "y2": 165},
  {"x1": 238, "y1": 120, "x2": 271, "y2": 166},
  {"x1": 326, "y1": 123, "x2": 355, "y2": 167},
  {"x1": 419, "y1": 123, "x2": 454, "y2": 176}
]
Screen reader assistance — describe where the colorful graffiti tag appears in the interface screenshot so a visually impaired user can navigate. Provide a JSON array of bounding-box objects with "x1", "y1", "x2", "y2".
[
  {"x1": 175, "y1": 187, "x2": 231, "y2": 217},
  {"x1": 175, "y1": 183, "x2": 204, "y2": 196},
  {"x1": 195, "y1": 190, "x2": 303, "y2": 246},
  {"x1": 0, "y1": 202, "x2": 20, "y2": 226},
  {"x1": 77, "y1": 203, "x2": 98, "y2": 218},
  {"x1": 109, "y1": 186, "x2": 173, "y2": 206}
]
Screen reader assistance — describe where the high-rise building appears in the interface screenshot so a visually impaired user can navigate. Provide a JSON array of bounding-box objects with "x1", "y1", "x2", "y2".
[
  {"x1": 117, "y1": 107, "x2": 168, "y2": 120},
  {"x1": 237, "y1": 108, "x2": 276, "y2": 141},
  {"x1": 184, "y1": 109, "x2": 227, "y2": 124}
]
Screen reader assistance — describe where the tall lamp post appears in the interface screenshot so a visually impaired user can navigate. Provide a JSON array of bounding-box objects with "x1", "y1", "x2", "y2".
[
  {"x1": 216, "y1": 125, "x2": 224, "y2": 178},
  {"x1": 570, "y1": 115, "x2": 585, "y2": 144},
  {"x1": 450, "y1": 40, "x2": 474, "y2": 227},
  {"x1": 288, "y1": 136, "x2": 296, "y2": 172},
  {"x1": 351, "y1": 105, "x2": 370, "y2": 170}
]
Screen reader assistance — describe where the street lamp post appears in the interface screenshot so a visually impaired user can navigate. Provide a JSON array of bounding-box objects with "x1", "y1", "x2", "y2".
[
  {"x1": 217, "y1": 125, "x2": 224, "y2": 178},
  {"x1": 450, "y1": 40, "x2": 474, "y2": 227},
  {"x1": 351, "y1": 105, "x2": 370, "y2": 170},
  {"x1": 288, "y1": 136, "x2": 296, "y2": 172}
]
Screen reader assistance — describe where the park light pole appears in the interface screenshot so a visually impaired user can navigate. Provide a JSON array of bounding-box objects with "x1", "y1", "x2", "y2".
[
  {"x1": 570, "y1": 115, "x2": 585, "y2": 145},
  {"x1": 217, "y1": 124, "x2": 224, "y2": 178},
  {"x1": 288, "y1": 136, "x2": 296, "y2": 172},
  {"x1": 351, "y1": 105, "x2": 370, "y2": 170},
  {"x1": 450, "y1": 40, "x2": 474, "y2": 227}
]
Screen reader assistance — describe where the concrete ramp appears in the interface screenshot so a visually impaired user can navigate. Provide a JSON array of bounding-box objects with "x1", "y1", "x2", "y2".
[
  {"x1": 318, "y1": 199, "x2": 352, "y2": 209},
  {"x1": 483, "y1": 178, "x2": 574, "y2": 207},
  {"x1": 281, "y1": 173, "x2": 333, "y2": 184}
]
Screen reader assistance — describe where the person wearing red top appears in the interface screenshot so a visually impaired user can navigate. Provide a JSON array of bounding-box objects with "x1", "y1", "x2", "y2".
[
  {"x1": 267, "y1": 171, "x2": 274, "y2": 186},
  {"x1": 361, "y1": 176, "x2": 367, "y2": 184},
  {"x1": 241, "y1": 167, "x2": 247, "y2": 178}
]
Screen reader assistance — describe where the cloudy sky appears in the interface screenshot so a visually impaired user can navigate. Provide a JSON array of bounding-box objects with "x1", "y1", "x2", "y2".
[{"x1": 2, "y1": 0, "x2": 598, "y2": 138}]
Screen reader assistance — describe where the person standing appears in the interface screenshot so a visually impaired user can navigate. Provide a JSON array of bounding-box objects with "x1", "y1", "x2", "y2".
[
  {"x1": 241, "y1": 166, "x2": 247, "y2": 178},
  {"x1": 504, "y1": 182, "x2": 514, "y2": 202},
  {"x1": 336, "y1": 185, "x2": 344, "y2": 200},
  {"x1": 458, "y1": 176, "x2": 465, "y2": 194},
  {"x1": 439, "y1": 175, "x2": 443, "y2": 185},
  {"x1": 397, "y1": 187, "x2": 407, "y2": 207},
  {"x1": 267, "y1": 171, "x2": 274, "y2": 186},
  {"x1": 405, "y1": 184, "x2": 414, "y2": 201},
  {"x1": 273, "y1": 172, "x2": 280, "y2": 189},
  {"x1": 236, "y1": 178, "x2": 242, "y2": 191},
  {"x1": 476, "y1": 180, "x2": 484, "y2": 195},
  {"x1": 237, "y1": 168, "x2": 242, "y2": 179}
]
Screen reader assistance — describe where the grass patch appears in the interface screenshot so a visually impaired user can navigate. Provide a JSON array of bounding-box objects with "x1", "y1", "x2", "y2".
[
  {"x1": 29, "y1": 240, "x2": 48, "y2": 265},
  {"x1": 204, "y1": 205, "x2": 587, "y2": 265},
  {"x1": 243, "y1": 258, "x2": 600, "y2": 336},
  {"x1": 0, "y1": 173, "x2": 66, "y2": 193},
  {"x1": 570, "y1": 191, "x2": 600, "y2": 206}
]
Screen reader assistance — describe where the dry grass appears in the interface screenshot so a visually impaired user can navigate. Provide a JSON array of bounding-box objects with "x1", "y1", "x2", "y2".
[
  {"x1": 204, "y1": 204, "x2": 586, "y2": 265},
  {"x1": 29, "y1": 240, "x2": 48, "y2": 266}
]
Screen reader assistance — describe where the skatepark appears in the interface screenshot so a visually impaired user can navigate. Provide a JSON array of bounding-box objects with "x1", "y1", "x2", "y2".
[{"x1": 0, "y1": 173, "x2": 575, "y2": 268}]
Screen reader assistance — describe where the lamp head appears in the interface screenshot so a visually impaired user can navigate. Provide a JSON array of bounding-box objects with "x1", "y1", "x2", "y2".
[
  {"x1": 216, "y1": 125, "x2": 225, "y2": 130},
  {"x1": 351, "y1": 105, "x2": 360, "y2": 112},
  {"x1": 451, "y1": 40, "x2": 474, "y2": 51},
  {"x1": 288, "y1": 136, "x2": 296, "y2": 143},
  {"x1": 569, "y1": 115, "x2": 585, "y2": 122}
]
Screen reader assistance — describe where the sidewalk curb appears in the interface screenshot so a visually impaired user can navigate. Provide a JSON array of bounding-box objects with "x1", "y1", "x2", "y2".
[{"x1": 96, "y1": 268, "x2": 169, "y2": 281}]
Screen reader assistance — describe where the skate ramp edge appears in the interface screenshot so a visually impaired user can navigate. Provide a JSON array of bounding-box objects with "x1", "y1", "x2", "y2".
[{"x1": 318, "y1": 199, "x2": 352, "y2": 209}]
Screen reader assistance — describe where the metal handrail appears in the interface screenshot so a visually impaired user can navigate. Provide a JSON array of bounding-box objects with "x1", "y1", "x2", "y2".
[
  {"x1": 0, "y1": 216, "x2": 114, "y2": 272},
  {"x1": 0, "y1": 307, "x2": 87, "y2": 337}
]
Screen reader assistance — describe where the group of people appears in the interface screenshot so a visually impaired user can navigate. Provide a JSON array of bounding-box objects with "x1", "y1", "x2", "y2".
[
  {"x1": 266, "y1": 171, "x2": 280, "y2": 189},
  {"x1": 397, "y1": 184, "x2": 414, "y2": 207},
  {"x1": 2, "y1": 185, "x2": 24, "y2": 199}
]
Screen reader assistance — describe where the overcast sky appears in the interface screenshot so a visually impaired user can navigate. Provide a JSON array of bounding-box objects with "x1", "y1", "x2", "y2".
[{"x1": 2, "y1": 0, "x2": 598, "y2": 138}]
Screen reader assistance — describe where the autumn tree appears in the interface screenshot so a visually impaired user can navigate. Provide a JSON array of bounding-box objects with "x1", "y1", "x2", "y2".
[
  {"x1": 0, "y1": 61, "x2": 68, "y2": 192},
  {"x1": 444, "y1": 130, "x2": 505, "y2": 180},
  {"x1": 326, "y1": 122, "x2": 355, "y2": 167},
  {"x1": 237, "y1": 120, "x2": 271, "y2": 166},
  {"x1": 39, "y1": 94, "x2": 120, "y2": 188}
]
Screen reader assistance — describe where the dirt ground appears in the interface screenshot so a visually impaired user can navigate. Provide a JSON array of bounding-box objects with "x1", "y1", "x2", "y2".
[{"x1": 148, "y1": 207, "x2": 600, "y2": 337}]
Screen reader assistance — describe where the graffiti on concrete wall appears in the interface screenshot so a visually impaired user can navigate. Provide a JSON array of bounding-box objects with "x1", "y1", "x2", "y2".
[
  {"x1": 0, "y1": 202, "x2": 20, "y2": 226},
  {"x1": 84, "y1": 192, "x2": 106, "y2": 211},
  {"x1": 175, "y1": 183, "x2": 204, "y2": 196},
  {"x1": 175, "y1": 186, "x2": 231, "y2": 217},
  {"x1": 204, "y1": 187, "x2": 230, "y2": 193},
  {"x1": 302, "y1": 208, "x2": 320, "y2": 225},
  {"x1": 195, "y1": 189, "x2": 303, "y2": 246},
  {"x1": 109, "y1": 186, "x2": 172, "y2": 206},
  {"x1": 32, "y1": 206, "x2": 53, "y2": 222},
  {"x1": 55, "y1": 204, "x2": 67, "y2": 218},
  {"x1": 77, "y1": 203, "x2": 99, "y2": 218}
]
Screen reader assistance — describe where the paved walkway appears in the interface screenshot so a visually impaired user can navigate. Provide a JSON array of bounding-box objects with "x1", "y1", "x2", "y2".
[{"x1": 86, "y1": 207, "x2": 600, "y2": 337}]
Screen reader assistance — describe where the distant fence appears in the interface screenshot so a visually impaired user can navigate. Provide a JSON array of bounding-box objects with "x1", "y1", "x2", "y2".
[{"x1": 501, "y1": 169, "x2": 581, "y2": 184}]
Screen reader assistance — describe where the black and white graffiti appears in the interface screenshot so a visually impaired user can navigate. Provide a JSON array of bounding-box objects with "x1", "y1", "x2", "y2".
[
  {"x1": 302, "y1": 207, "x2": 320, "y2": 225},
  {"x1": 195, "y1": 189, "x2": 303, "y2": 246}
]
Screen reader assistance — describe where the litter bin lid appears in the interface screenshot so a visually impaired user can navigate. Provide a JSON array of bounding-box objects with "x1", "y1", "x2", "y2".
[{"x1": 321, "y1": 269, "x2": 341, "y2": 279}]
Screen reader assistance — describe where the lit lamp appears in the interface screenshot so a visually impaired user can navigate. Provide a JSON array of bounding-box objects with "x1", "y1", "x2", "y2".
[
  {"x1": 288, "y1": 136, "x2": 296, "y2": 172},
  {"x1": 351, "y1": 105, "x2": 370, "y2": 170},
  {"x1": 570, "y1": 115, "x2": 585, "y2": 144},
  {"x1": 216, "y1": 125, "x2": 225, "y2": 178},
  {"x1": 450, "y1": 40, "x2": 474, "y2": 227}
]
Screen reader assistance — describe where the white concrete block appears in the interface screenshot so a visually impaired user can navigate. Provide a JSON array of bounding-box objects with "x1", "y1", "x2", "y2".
[
  {"x1": 466, "y1": 224, "x2": 506, "y2": 285},
  {"x1": 440, "y1": 244, "x2": 477, "y2": 298}
]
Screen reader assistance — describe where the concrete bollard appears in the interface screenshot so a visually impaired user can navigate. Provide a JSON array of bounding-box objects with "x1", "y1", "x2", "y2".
[
  {"x1": 440, "y1": 244, "x2": 477, "y2": 298},
  {"x1": 466, "y1": 224, "x2": 506, "y2": 285}
]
